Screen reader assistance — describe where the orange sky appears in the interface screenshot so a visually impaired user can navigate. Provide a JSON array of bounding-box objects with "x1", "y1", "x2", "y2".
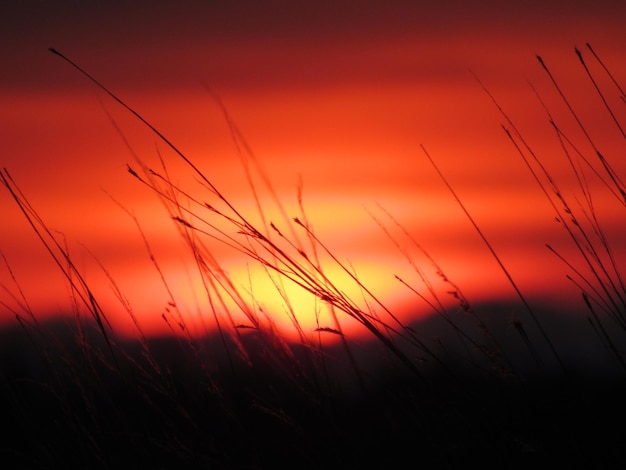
[{"x1": 1, "y1": 1, "x2": 625, "y2": 341}]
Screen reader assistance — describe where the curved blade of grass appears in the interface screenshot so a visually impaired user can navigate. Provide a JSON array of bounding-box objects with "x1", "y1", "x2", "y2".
[{"x1": 419, "y1": 145, "x2": 566, "y2": 373}]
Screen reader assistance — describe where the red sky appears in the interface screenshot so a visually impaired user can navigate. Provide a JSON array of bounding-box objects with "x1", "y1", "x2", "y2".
[{"x1": 1, "y1": 1, "x2": 625, "y2": 341}]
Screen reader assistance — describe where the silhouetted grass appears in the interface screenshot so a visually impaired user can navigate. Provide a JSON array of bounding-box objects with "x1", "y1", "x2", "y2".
[{"x1": 1, "y1": 44, "x2": 625, "y2": 468}]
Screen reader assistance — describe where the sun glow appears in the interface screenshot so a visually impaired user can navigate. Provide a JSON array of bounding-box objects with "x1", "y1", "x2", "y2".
[
  {"x1": 88, "y1": 187, "x2": 441, "y2": 341},
  {"x1": 2, "y1": 29, "x2": 625, "y2": 348}
]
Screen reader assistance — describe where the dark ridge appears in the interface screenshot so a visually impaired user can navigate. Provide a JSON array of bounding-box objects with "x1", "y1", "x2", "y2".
[{"x1": 2, "y1": 299, "x2": 626, "y2": 468}]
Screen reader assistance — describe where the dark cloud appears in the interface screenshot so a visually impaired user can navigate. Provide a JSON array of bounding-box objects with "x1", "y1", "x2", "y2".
[{"x1": 2, "y1": 0, "x2": 623, "y2": 92}]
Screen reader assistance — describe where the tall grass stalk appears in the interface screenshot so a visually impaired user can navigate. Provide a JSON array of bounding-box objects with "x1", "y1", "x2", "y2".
[
  {"x1": 1, "y1": 44, "x2": 625, "y2": 468},
  {"x1": 474, "y1": 45, "x2": 626, "y2": 370}
]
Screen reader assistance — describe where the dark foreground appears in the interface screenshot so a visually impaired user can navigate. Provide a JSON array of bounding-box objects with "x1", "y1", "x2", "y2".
[{"x1": 2, "y1": 303, "x2": 626, "y2": 469}]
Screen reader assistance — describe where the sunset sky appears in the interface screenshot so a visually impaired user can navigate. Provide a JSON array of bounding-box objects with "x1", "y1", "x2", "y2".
[{"x1": 1, "y1": 1, "x2": 625, "y2": 340}]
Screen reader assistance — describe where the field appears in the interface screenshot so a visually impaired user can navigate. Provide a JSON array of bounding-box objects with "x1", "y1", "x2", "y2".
[{"x1": 2, "y1": 44, "x2": 626, "y2": 468}]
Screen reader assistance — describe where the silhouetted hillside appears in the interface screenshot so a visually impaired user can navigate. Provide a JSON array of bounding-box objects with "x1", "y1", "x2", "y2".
[{"x1": 2, "y1": 299, "x2": 626, "y2": 468}]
